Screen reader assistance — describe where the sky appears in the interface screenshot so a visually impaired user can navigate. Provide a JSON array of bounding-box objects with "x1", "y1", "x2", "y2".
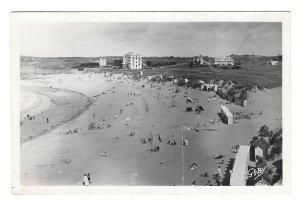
[{"x1": 20, "y1": 22, "x2": 282, "y2": 57}]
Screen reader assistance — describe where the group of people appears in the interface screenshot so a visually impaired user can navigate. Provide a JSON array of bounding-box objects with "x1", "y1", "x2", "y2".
[
  {"x1": 25, "y1": 114, "x2": 36, "y2": 121},
  {"x1": 204, "y1": 178, "x2": 221, "y2": 186},
  {"x1": 150, "y1": 146, "x2": 160, "y2": 153},
  {"x1": 101, "y1": 152, "x2": 108, "y2": 158},
  {"x1": 231, "y1": 145, "x2": 240, "y2": 153},
  {"x1": 83, "y1": 173, "x2": 91, "y2": 186},
  {"x1": 167, "y1": 135, "x2": 177, "y2": 145},
  {"x1": 66, "y1": 128, "x2": 80, "y2": 135},
  {"x1": 214, "y1": 154, "x2": 225, "y2": 159},
  {"x1": 129, "y1": 131, "x2": 136, "y2": 137}
]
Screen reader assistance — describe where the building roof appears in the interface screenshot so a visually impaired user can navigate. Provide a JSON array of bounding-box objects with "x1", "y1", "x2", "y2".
[
  {"x1": 125, "y1": 52, "x2": 142, "y2": 56},
  {"x1": 257, "y1": 125, "x2": 272, "y2": 137},
  {"x1": 230, "y1": 145, "x2": 250, "y2": 186},
  {"x1": 253, "y1": 136, "x2": 270, "y2": 149},
  {"x1": 221, "y1": 105, "x2": 233, "y2": 117},
  {"x1": 215, "y1": 56, "x2": 234, "y2": 61}
]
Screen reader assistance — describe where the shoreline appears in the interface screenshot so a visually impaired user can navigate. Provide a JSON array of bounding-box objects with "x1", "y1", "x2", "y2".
[{"x1": 20, "y1": 84, "x2": 94, "y2": 143}]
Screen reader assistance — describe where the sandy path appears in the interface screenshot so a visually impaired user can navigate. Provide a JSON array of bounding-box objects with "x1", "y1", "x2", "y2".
[{"x1": 20, "y1": 73, "x2": 282, "y2": 186}]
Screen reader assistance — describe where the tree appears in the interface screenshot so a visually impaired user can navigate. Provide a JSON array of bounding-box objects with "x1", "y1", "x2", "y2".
[
  {"x1": 112, "y1": 59, "x2": 122, "y2": 66},
  {"x1": 146, "y1": 61, "x2": 153, "y2": 67}
]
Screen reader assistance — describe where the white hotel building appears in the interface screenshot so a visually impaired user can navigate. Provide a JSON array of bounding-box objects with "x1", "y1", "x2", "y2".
[
  {"x1": 214, "y1": 56, "x2": 234, "y2": 66},
  {"x1": 122, "y1": 52, "x2": 142, "y2": 70}
]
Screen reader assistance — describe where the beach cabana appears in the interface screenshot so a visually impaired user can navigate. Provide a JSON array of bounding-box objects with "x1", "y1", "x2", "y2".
[
  {"x1": 198, "y1": 80, "x2": 205, "y2": 84},
  {"x1": 242, "y1": 99, "x2": 248, "y2": 107},
  {"x1": 230, "y1": 145, "x2": 250, "y2": 186},
  {"x1": 220, "y1": 105, "x2": 233, "y2": 125},
  {"x1": 211, "y1": 84, "x2": 218, "y2": 92},
  {"x1": 200, "y1": 84, "x2": 204, "y2": 90},
  {"x1": 254, "y1": 137, "x2": 270, "y2": 159},
  {"x1": 147, "y1": 76, "x2": 154, "y2": 81},
  {"x1": 257, "y1": 125, "x2": 272, "y2": 138},
  {"x1": 203, "y1": 84, "x2": 211, "y2": 91}
]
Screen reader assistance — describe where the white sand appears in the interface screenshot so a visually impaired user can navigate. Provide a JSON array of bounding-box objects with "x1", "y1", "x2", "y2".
[
  {"x1": 20, "y1": 90, "x2": 52, "y2": 120},
  {"x1": 20, "y1": 72, "x2": 282, "y2": 186}
]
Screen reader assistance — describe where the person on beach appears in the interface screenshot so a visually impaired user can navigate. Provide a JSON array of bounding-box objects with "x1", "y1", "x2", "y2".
[
  {"x1": 214, "y1": 179, "x2": 221, "y2": 186},
  {"x1": 87, "y1": 173, "x2": 91, "y2": 184},
  {"x1": 158, "y1": 134, "x2": 162, "y2": 143},
  {"x1": 46, "y1": 118, "x2": 49, "y2": 123},
  {"x1": 168, "y1": 135, "x2": 176, "y2": 145},
  {"x1": 218, "y1": 166, "x2": 222, "y2": 179},
  {"x1": 83, "y1": 174, "x2": 89, "y2": 186},
  {"x1": 120, "y1": 109, "x2": 122, "y2": 114},
  {"x1": 93, "y1": 113, "x2": 95, "y2": 118},
  {"x1": 183, "y1": 138, "x2": 189, "y2": 146}
]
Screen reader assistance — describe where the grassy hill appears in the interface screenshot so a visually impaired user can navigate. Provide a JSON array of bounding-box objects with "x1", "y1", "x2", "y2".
[{"x1": 20, "y1": 55, "x2": 282, "y2": 89}]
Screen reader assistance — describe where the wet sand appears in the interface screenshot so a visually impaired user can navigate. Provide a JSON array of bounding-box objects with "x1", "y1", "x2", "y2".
[{"x1": 20, "y1": 72, "x2": 282, "y2": 186}]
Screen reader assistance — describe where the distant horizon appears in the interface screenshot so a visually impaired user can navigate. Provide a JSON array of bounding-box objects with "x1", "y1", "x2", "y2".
[
  {"x1": 20, "y1": 22, "x2": 282, "y2": 58},
  {"x1": 20, "y1": 53, "x2": 283, "y2": 58}
]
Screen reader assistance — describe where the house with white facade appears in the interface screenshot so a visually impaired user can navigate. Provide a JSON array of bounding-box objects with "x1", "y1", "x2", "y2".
[
  {"x1": 99, "y1": 56, "x2": 107, "y2": 67},
  {"x1": 122, "y1": 52, "x2": 143, "y2": 70},
  {"x1": 270, "y1": 60, "x2": 278, "y2": 65}
]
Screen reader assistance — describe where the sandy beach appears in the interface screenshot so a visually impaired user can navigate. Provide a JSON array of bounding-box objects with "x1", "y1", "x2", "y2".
[{"x1": 20, "y1": 72, "x2": 282, "y2": 186}]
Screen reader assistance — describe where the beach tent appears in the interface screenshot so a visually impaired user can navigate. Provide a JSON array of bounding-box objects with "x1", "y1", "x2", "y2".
[
  {"x1": 186, "y1": 97, "x2": 193, "y2": 103},
  {"x1": 88, "y1": 122, "x2": 95, "y2": 130},
  {"x1": 195, "y1": 105, "x2": 204, "y2": 113},
  {"x1": 149, "y1": 132, "x2": 160, "y2": 146},
  {"x1": 185, "y1": 107, "x2": 193, "y2": 112}
]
